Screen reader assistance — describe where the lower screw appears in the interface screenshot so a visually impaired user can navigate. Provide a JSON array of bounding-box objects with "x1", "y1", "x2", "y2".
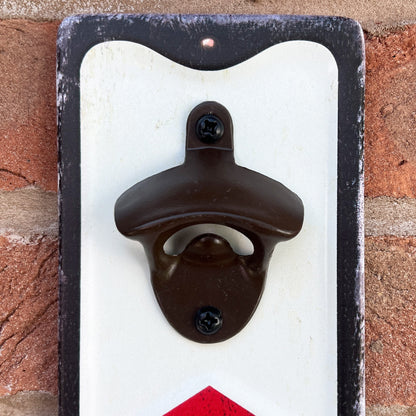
[{"x1": 195, "y1": 306, "x2": 223, "y2": 335}]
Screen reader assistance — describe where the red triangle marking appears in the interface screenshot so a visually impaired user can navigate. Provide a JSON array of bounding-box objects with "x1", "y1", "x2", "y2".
[{"x1": 164, "y1": 386, "x2": 255, "y2": 416}]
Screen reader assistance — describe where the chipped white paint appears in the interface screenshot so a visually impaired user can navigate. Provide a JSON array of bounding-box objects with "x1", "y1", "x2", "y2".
[{"x1": 80, "y1": 40, "x2": 338, "y2": 415}]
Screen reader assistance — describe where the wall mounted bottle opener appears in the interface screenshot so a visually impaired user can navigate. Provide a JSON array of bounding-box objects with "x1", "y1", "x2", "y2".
[
  {"x1": 57, "y1": 14, "x2": 364, "y2": 416},
  {"x1": 114, "y1": 101, "x2": 304, "y2": 343}
]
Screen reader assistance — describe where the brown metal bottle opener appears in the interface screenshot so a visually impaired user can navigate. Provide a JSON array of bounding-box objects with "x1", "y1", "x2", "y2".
[{"x1": 114, "y1": 101, "x2": 304, "y2": 343}]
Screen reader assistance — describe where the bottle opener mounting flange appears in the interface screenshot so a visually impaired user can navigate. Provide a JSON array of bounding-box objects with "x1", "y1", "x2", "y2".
[{"x1": 114, "y1": 101, "x2": 304, "y2": 343}]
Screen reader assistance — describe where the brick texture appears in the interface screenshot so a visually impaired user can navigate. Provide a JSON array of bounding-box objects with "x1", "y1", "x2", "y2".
[
  {"x1": 0, "y1": 236, "x2": 58, "y2": 396},
  {"x1": 0, "y1": 20, "x2": 59, "y2": 191},
  {"x1": 365, "y1": 197, "x2": 416, "y2": 237},
  {"x1": 367, "y1": 405, "x2": 416, "y2": 416},
  {"x1": 366, "y1": 237, "x2": 416, "y2": 405},
  {"x1": 365, "y1": 26, "x2": 416, "y2": 197},
  {"x1": 0, "y1": 16, "x2": 415, "y2": 414},
  {"x1": 0, "y1": 392, "x2": 57, "y2": 416},
  {"x1": 0, "y1": 188, "x2": 57, "y2": 238},
  {"x1": 2, "y1": 1, "x2": 416, "y2": 35}
]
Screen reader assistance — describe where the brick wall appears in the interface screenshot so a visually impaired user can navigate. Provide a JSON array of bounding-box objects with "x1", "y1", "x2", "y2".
[{"x1": 0, "y1": 2, "x2": 415, "y2": 415}]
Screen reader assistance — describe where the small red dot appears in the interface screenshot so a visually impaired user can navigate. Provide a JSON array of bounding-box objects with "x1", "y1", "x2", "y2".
[{"x1": 201, "y1": 38, "x2": 215, "y2": 49}]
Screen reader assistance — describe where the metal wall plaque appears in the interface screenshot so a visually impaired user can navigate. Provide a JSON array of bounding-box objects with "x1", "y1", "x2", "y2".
[{"x1": 57, "y1": 14, "x2": 365, "y2": 415}]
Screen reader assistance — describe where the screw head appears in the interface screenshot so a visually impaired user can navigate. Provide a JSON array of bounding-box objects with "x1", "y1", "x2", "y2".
[
  {"x1": 195, "y1": 306, "x2": 223, "y2": 335},
  {"x1": 196, "y1": 115, "x2": 224, "y2": 143}
]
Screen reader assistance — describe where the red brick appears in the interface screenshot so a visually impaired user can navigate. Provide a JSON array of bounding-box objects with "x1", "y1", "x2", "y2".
[
  {"x1": 365, "y1": 26, "x2": 416, "y2": 197},
  {"x1": 365, "y1": 236, "x2": 416, "y2": 405},
  {"x1": 0, "y1": 20, "x2": 59, "y2": 191},
  {"x1": 0, "y1": 236, "x2": 58, "y2": 395}
]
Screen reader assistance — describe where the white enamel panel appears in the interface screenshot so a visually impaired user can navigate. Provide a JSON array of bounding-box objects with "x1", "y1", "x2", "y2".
[{"x1": 80, "y1": 40, "x2": 338, "y2": 415}]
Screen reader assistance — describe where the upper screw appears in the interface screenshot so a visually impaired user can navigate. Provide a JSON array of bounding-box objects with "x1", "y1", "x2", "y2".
[{"x1": 196, "y1": 115, "x2": 224, "y2": 143}]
